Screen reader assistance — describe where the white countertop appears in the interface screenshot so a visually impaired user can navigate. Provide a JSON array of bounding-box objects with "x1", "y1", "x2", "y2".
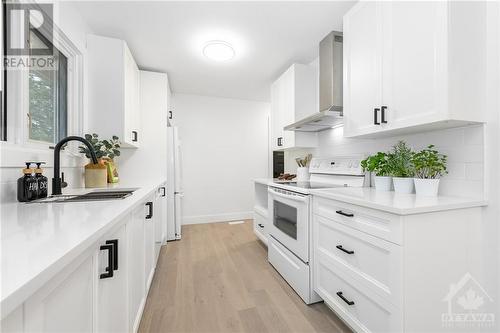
[
  {"x1": 310, "y1": 187, "x2": 487, "y2": 215},
  {"x1": 0, "y1": 180, "x2": 166, "y2": 319}
]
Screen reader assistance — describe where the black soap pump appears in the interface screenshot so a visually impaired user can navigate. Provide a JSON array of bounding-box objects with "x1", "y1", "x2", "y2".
[
  {"x1": 17, "y1": 162, "x2": 38, "y2": 202},
  {"x1": 34, "y1": 162, "x2": 48, "y2": 199}
]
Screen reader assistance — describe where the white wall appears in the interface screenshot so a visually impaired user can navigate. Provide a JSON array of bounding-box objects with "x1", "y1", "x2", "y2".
[
  {"x1": 0, "y1": 2, "x2": 93, "y2": 203},
  {"x1": 172, "y1": 93, "x2": 269, "y2": 224}
]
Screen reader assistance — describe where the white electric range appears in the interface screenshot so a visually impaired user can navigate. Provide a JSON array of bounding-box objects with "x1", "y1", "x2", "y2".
[{"x1": 267, "y1": 156, "x2": 368, "y2": 304}]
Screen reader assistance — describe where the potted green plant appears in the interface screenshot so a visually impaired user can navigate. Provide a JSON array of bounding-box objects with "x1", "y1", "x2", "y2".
[
  {"x1": 411, "y1": 145, "x2": 448, "y2": 196},
  {"x1": 79, "y1": 134, "x2": 121, "y2": 187},
  {"x1": 361, "y1": 152, "x2": 392, "y2": 191},
  {"x1": 388, "y1": 140, "x2": 415, "y2": 194}
]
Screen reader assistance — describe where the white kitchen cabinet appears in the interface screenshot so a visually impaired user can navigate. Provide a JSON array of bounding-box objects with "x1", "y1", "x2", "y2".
[
  {"x1": 87, "y1": 34, "x2": 141, "y2": 147},
  {"x1": 128, "y1": 203, "x2": 146, "y2": 332},
  {"x1": 312, "y1": 195, "x2": 483, "y2": 333},
  {"x1": 155, "y1": 184, "x2": 168, "y2": 262},
  {"x1": 253, "y1": 181, "x2": 269, "y2": 244},
  {"x1": 343, "y1": 1, "x2": 487, "y2": 138},
  {"x1": 96, "y1": 224, "x2": 128, "y2": 333},
  {"x1": 24, "y1": 254, "x2": 94, "y2": 332},
  {"x1": 144, "y1": 194, "x2": 156, "y2": 291},
  {"x1": 270, "y1": 64, "x2": 318, "y2": 150}
]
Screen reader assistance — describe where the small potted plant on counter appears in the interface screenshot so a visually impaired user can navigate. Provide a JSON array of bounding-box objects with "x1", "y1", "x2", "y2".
[
  {"x1": 79, "y1": 134, "x2": 121, "y2": 187},
  {"x1": 361, "y1": 152, "x2": 392, "y2": 191},
  {"x1": 412, "y1": 145, "x2": 448, "y2": 196},
  {"x1": 388, "y1": 140, "x2": 415, "y2": 194}
]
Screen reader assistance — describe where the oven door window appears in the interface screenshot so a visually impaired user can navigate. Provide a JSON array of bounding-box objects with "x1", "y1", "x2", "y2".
[{"x1": 273, "y1": 200, "x2": 297, "y2": 240}]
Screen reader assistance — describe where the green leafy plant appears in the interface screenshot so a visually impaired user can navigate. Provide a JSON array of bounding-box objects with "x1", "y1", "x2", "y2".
[
  {"x1": 412, "y1": 145, "x2": 448, "y2": 179},
  {"x1": 387, "y1": 140, "x2": 415, "y2": 178},
  {"x1": 361, "y1": 152, "x2": 391, "y2": 176},
  {"x1": 79, "y1": 133, "x2": 121, "y2": 160}
]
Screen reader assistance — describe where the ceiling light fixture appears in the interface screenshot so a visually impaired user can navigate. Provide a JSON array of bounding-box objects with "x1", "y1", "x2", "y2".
[{"x1": 203, "y1": 40, "x2": 235, "y2": 62}]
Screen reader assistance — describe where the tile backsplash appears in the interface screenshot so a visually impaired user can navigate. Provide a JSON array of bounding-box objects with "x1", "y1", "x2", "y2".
[{"x1": 313, "y1": 124, "x2": 484, "y2": 198}]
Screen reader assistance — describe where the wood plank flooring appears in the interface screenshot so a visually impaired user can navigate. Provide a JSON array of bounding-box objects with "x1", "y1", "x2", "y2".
[{"x1": 138, "y1": 220, "x2": 352, "y2": 333}]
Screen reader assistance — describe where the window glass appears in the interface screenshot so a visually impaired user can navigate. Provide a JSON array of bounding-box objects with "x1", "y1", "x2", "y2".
[{"x1": 28, "y1": 30, "x2": 67, "y2": 143}]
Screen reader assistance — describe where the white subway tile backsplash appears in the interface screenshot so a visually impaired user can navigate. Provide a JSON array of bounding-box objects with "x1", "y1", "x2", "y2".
[
  {"x1": 311, "y1": 124, "x2": 485, "y2": 198},
  {"x1": 463, "y1": 125, "x2": 484, "y2": 145},
  {"x1": 465, "y1": 163, "x2": 484, "y2": 181}
]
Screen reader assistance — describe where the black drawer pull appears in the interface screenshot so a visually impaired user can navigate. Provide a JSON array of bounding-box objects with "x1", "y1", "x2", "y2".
[
  {"x1": 106, "y1": 239, "x2": 119, "y2": 270},
  {"x1": 336, "y1": 245, "x2": 355, "y2": 254},
  {"x1": 381, "y1": 106, "x2": 388, "y2": 123},
  {"x1": 374, "y1": 108, "x2": 380, "y2": 125},
  {"x1": 132, "y1": 131, "x2": 138, "y2": 142},
  {"x1": 99, "y1": 244, "x2": 114, "y2": 279},
  {"x1": 336, "y1": 210, "x2": 354, "y2": 217},
  {"x1": 336, "y1": 291, "x2": 355, "y2": 306},
  {"x1": 258, "y1": 223, "x2": 264, "y2": 228},
  {"x1": 160, "y1": 187, "x2": 166, "y2": 197},
  {"x1": 145, "y1": 201, "x2": 153, "y2": 219}
]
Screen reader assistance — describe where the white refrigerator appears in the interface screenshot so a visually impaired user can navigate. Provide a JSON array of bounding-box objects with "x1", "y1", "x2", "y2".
[{"x1": 167, "y1": 126, "x2": 183, "y2": 240}]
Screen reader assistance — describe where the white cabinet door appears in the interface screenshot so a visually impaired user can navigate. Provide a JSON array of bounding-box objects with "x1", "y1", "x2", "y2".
[
  {"x1": 97, "y1": 224, "x2": 128, "y2": 333},
  {"x1": 380, "y1": 1, "x2": 447, "y2": 130},
  {"x1": 144, "y1": 195, "x2": 156, "y2": 292},
  {"x1": 155, "y1": 186, "x2": 167, "y2": 261},
  {"x1": 343, "y1": 1, "x2": 383, "y2": 137},
  {"x1": 24, "y1": 255, "x2": 94, "y2": 333},
  {"x1": 124, "y1": 45, "x2": 140, "y2": 147},
  {"x1": 281, "y1": 68, "x2": 296, "y2": 149},
  {"x1": 128, "y1": 204, "x2": 146, "y2": 332},
  {"x1": 270, "y1": 81, "x2": 283, "y2": 150}
]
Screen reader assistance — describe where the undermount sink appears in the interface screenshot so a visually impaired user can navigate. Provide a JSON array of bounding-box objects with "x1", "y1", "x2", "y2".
[{"x1": 31, "y1": 189, "x2": 136, "y2": 203}]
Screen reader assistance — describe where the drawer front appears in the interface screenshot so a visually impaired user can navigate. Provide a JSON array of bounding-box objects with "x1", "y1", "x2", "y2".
[
  {"x1": 313, "y1": 196, "x2": 403, "y2": 245},
  {"x1": 314, "y1": 254, "x2": 402, "y2": 333},
  {"x1": 268, "y1": 236, "x2": 315, "y2": 304},
  {"x1": 253, "y1": 211, "x2": 268, "y2": 244},
  {"x1": 314, "y1": 215, "x2": 402, "y2": 306}
]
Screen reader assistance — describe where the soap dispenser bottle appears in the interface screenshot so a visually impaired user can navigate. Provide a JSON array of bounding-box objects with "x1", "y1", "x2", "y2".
[
  {"x1": 34, "y1": 162, "x2": 48, "y2": 199},
  {"x1": 17, "y1": 163, "x2": 38, "y2": 202}
]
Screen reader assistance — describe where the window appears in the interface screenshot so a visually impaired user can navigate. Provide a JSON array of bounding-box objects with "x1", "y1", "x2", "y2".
[{"x1": 28, "y1": 29, "x2": 67, "y2": 144}]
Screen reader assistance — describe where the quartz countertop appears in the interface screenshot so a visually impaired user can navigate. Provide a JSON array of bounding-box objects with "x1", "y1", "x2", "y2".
[
  {"x1": 310, "y1": 187, "x2": 487, "y2": 215},
  {"x1": 0, "y1": 180, "x2": 166, "y2": 319}
]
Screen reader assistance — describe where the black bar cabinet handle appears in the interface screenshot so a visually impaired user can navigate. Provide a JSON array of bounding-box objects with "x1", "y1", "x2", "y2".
[
  {"x1": 336, "y1": 245, "x2": 355, "y2": 255},
  {"x1": 145, "y1": 201, "x2": 153, "y2": 219},
  {"x1": 336, "y1": 210, "x2": 354, "y2": 217},
  {"x1": 106, "y1": 239, "x2": 119, "y2": 270},
  {"x1": 168, "y1": 110, "x2": 173, "y2": 119},
  {"x1": 99, "y1": 244, "x2": 114, "y2": 279},
  {"x1": 258, "y1": 224, "x2": 264, "y2": 228},
  {"x1": 132, "y1": 131, "x2": 138, "y2": 142},
  {"x1": 160, "y1": 187, "x2": 166, "y2": 197},
  {"x1": 336, "y1": 292, "x2": 355, "y2": 306},
  {"x1": 374, "y1": 108, "x2": 380, "y2": 125},
  {"x1": 381, "y1": 106, "x2": 388, "y2": 123},
  {"x1": 277, "y1": 137, "x2": 283, "y2": 147}
]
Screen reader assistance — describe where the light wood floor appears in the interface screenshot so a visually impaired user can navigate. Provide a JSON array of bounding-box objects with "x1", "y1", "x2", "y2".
[{"x1": 138, "y1": 220, "x2": 352, "y2": 333}]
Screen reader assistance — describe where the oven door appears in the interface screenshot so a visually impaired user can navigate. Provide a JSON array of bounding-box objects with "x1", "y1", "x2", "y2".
[{"x1": 267, "y1": 187, "x2": 310, "y2": 262}]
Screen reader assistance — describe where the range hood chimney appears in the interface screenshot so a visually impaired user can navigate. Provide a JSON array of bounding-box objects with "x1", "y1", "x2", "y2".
[{"x1": 285, "y1": 31, "x2": 343, "y2": 132}]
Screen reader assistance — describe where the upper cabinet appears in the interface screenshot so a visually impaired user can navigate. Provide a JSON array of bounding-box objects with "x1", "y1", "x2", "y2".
[
  {"x1": 87, "y1": 34, "x2": 141, "y2": 148},
  {"x1": 270, "y1": 64, "x2": 318, "y2": 150},
  {"x1": 343, "y1": 1, "x2": 487, "y2": 138}
]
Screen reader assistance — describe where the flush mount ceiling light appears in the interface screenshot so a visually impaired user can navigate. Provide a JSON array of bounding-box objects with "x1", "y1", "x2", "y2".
[{"x1": 203, "y1": 40, "x2": 235, "y2": 62}]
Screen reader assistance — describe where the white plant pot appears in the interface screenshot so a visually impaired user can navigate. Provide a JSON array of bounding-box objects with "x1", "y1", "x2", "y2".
[
  {"x1": 296, "y1": 167, "x2": 310, "y2": 182},
  {"x1": 393, "y1": 177, "x2": 415, "y2": 194},
  {"x1": 414, "y1": 178, "x2": 440, "y2": 196},
  {"x1": 374, "y1": 176, "x2": 392, "y2": 192}
]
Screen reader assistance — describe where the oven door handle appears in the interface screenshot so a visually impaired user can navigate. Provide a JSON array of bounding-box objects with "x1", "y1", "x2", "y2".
[{"x1": 268, "y1": 188, "x2": 309, "y2": 203}]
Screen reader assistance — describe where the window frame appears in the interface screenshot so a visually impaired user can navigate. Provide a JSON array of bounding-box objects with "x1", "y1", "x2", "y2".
[{"x1": 1, "y1": 2, "x2": 84, "y2": 167}]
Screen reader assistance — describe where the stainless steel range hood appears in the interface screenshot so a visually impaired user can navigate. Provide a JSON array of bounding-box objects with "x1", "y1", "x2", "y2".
[{"x1": 285, "y1": 31, "x2": 343, "y2": 132}]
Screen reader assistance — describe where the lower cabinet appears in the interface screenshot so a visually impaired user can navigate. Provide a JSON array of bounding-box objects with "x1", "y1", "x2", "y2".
[
  {"x1": 2, "y1": 187, "x2": 164, "y2": 333},
  {"x1": 312, "y1": 196, "x2": 483, "y2": 333},
  {"x1": 97, "y1": 224, "x2": 128, "y2": 333},
  {"x1": 24, "y1": 255, "x2": 94, "y2": 332},
  {"x1": 253, "y1": 210, "x2": 268, "y2": 245},
  {"x1": 128, "y1": 202, "x2": 147, "y2": 332}
]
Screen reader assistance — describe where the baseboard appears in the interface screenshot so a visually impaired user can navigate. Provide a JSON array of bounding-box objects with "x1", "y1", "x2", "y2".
[{"x1": 182, "y1": 211, "x2": 253, "y2": 225}]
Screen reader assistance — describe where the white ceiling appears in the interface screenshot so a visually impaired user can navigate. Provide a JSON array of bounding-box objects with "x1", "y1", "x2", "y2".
[{"x1": 74, "y1": 1, "x2": 355, "y2": 102}]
